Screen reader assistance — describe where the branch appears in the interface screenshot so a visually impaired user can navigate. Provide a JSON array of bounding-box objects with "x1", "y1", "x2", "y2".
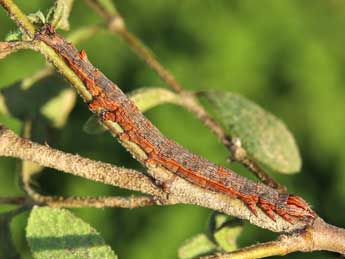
[
  {"x1": 24, "y1": 195, "x2": 158, "y2": 209},
  {"x1": 0, "y1": 125, "x2": 309, "y2": 233},
  {"x1": 199, "y1": 218, "x2": 345, "y2": 258},
  {"x1": 0, "y1": 125, "x2": 161, "y2": 197},
  {"x1": 85, "y1": 0, "x2": 280, "y2": 189},
  {"x1": 0, "y1": 1, "x2": 313, "y2": 232}
]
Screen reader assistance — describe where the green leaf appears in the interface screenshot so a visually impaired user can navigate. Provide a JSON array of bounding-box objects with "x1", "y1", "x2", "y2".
[
  {"x1": 41, "y1": 88, "x2": 76, "y2": 128},
  {"x1": 0, "y1": 114, "x2": 22, "y2": 134},
  {"x1": 5, "y1": 30, "x2": 23, "y2": 41},
  {"x1": 203, "y1": 91, "x2": 301, "y2": 174},
  {"x1": 128, "y1": 87, "x2": 182, "y2": 112},
  {"x1": 26, "y1": 207, "x2": 117, "y2": 259},
  {"x1": 209, "y1": 213, "x2": 243, "y2": 252},
  {"x1": 178, "y1": 234, "x2": 216, "y2": 259},
  {"x1": 28, "y1": 11, "x2": 46, "y2": 25}
]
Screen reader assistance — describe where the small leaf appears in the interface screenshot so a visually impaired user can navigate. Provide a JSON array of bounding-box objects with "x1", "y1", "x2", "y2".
[
  {"x1": 28, "y1": 11, "x2": 46, "y2": 25},
  {"x1": 128, "y1": 87, "x2": 182, "y2": 112},
  {"x1": 26, "y1": 207, "x2": 117, "y2": 259},
  {"x1": 203, "y1": 91, "x2": 301, "y2": 173},
  {"x1": 178, "y1": 234, "x2": 216, "y2": 259},
  {"x1": 5, "y1": 30, "x2": 23, "y2": 42},
  {"x1": 41, "y1": 88, "x2": 77, "y2": 128},
  {"x1": 209, "y1": 212, "x2": 243, "y2": 252},
  {"x1": 83, "y1": 115, "x2": 106, "y2": 135}
]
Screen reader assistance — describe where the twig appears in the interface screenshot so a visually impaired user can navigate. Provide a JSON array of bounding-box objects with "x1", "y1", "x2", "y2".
[
  {"x1": 85, "y1": 0, "x2": 281, "y2": 189},
  {"x1": 0, "y1": 196, "x2": 27, "y2": 205},
  {"x1": 25, "y1": 195, "x2": 158, "y2": 209},
  {"x1": 199, "y1": 218, "x2": 345, "y2": 258},
  {"x1": 0, "y1": 41, "x2": 31, "y2": 59},
  {"x1": 18, "y1": 121, "x2": 158, "y2": 210}
]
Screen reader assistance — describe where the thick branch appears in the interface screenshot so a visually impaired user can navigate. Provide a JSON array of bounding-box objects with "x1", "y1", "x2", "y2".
[
  {"x1": 0, "y1": 124, "x2": 310, "y2": 233},
  {"x1": 0, "y1": 124, "x2": 161, "y2": 196}
]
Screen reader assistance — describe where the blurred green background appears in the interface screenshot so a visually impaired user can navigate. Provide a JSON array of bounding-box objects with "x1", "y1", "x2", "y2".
[{"x1": 1, "y1": 0, "x2": 345, "y2": 258}]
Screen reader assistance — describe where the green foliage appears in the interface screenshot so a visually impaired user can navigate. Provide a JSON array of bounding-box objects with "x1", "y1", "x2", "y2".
[
  {"x1": 178, "y1": 213, "x2": 243, "y2": 258},
  {"x1": 204, "y1": 91, "x2": 301, "y2": 174},
  {"x1": 26, "y1": 207, "x2": 117, "y2": 259},
  {"x1": 210, "y1": 214, "x2": 243, "y2": 252},
  {"x1": 178, "y1": 234, "x2": 216, "y2": 259}
]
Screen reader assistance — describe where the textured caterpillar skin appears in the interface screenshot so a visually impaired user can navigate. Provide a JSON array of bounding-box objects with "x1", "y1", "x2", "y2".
[{"x1": 35, "y1": 24, "x2": 315, "y2": 223}]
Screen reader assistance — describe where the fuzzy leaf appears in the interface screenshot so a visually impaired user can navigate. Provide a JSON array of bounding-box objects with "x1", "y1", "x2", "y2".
[
  {"x1": 41, "y1": 88, "x2": 76, "y2": 128},
  {"x1": 178, "y1": 234, "x2": 216, "y2": 259},
  {"x1": 26, "y1": 207, "x2": 117, "y2": 259},
  {"x1": 204, "y1": 91, "x2": 301, "y2": 173}
]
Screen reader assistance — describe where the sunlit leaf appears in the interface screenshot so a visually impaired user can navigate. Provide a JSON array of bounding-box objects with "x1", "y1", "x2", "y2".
[
  {"x1": 203, "y1": 91, "x2": 301, "y2": 174},
  {"x1": 178, "y1": 234, "x2": 216, "y2": 259},
  {"x1": 128, "y1": 87, "x2": 182, "y2": 112},
  {"x1": 209, "y1": 213, "x2": 243, "y2": 252},
  {"x1": 5, "y1": 30, "x2": 22, "y2": 42},
  {"x1": 28, "y1": 11, "x2": 46, "y2": 25},
  {"x1": 26, "y1": 207, "x2": 117, "y2": 259},
  {"x1": 41, "y1": 88, "x2": 76, "y2": 128}
]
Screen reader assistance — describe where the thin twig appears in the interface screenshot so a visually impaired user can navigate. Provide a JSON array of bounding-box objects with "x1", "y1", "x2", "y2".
[
  {"x1": 27, "y1": 195, "x2": 158, "y2": 209},
  {"x1": 0, "y1": 196, "x2": 28, "y2": 205},
  {"x1": 85, "y1": 0, "x2": 281, "y2": 189}
]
